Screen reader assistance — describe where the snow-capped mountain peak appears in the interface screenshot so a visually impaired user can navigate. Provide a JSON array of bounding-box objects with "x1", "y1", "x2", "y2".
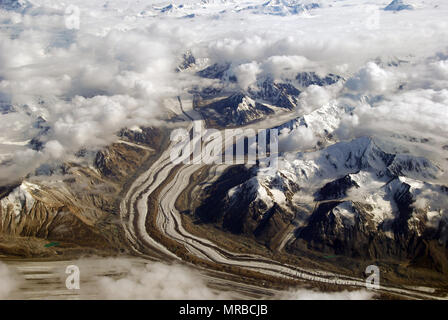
[{"x1": 384, "y1": 0, "x2": 414, "y2": 11}]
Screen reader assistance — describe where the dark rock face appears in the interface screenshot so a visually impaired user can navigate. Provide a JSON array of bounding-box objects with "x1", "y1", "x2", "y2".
[
  {"x1": 288, "y1": 178, "x2": 448, "y2": 273},
  {"x1": 94, "y1": 149, "x2": 112, "y2": 177},
  {"x1": 199, "y1": 93, "x2": 274, "y2": 127},
  {"x1": 295, "y1": 201, "x2": 362, "y2": 256},
  {"x1": 216, "y1": 186, "x2": 295, "y2": 246},
  {"x1": 96, "y1": 127, "x2": 163, "y2": 182},
  {"x1": 194, "y1": 165, "x2": 296, "y2": 247},
  {"x1": 295, "y1": 72, "x2": 342, "y2": 87},
  {"x1": 292, "y1": 201, "x2": 410, "y2": 261},
  {"x1": 0, "y1": 94, "x2": 14, "y2": 114},
  {"x1": 118, "y1": 126, "x2": 162, "y2": 146},
  {"x1": 196, "y1": 63, "x2": 233, "y2": 80},
  {"x1": 195, "y1": 165, "x2": 256, "y2": 225},
  {"x1": 27, "y1": 116, "x2": 51, "y2": 151},
  {"x1": 195, "y1": 76, "x2": 304, "y2": 126},
  {"x1": 314, "y1": 174, "x2": 360, "y2": 201},
  {"x1": 249, "y1": 78, "x2": 301, "y2": 110},
  {"x1": 1, "y1": 125, "x2": 167, "y2": 257},
  {"x1": 387, "y1": 155, "x2": 439, "y2": 179},
  {"x1": 177, "y1": 51, "x2": 196, "y2": 71},
  {"x1": 287, "y1": 139, "x2": 446, "y2": 265},
  {"x1": 94, "y1": 143, "x2": 142, "y2": 180},
  {"x1": 29, "y1": 137, "x2": 44, "y2": 151},
  {"x1": 195, "y1": 86, "x2": 223, "y2": 99},
  {"x1": 252, "y1": 203, "x2": 292, "y2": 247},
  {"x1": 391, "y1": 182, "x2": 416, "y2": 235}
]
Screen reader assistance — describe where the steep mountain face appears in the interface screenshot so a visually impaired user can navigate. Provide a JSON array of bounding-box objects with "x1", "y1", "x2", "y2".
[
  {"x1": 196, "y1": 63, "x2": 234, "y2": 81},
  {"x1": 292, "y1": 175, "x2": 448, "y2": 273},
  {"x1": 295, "y1": 72, "x2": 342, "y2": 88},
  {"x1": 277, "y1": 103, "x2": 345, "y2": 140},
  {"x1": 95, "y1": 126, "x2": 162, "y2": 182},
  {"x1": 177, "y1": 50, "x2": 196, "y2": 72},
  {"x1": 0, "y1": 126, "x2": 164, "y2": 257},
  {"x1": 314, "y1": 174, "x2": 360, "y2": 201},
  {"x1": 193, "y1": 135, "x2": 448, "y2": 271},
  {"x1": 224, "y1": 168, "x2": 300, "y2": 233},
  {"x1": 0, "y1": 104, "x2": 14, "y2": 114},
  {"x1": 28, "y1": 116, "x2": 51, "y2": 151},
  {"x1": 384, "y1": 0, "x2": 413, "y2": 11},
  {"x1": 194, "y1": 165, "x2": 300, "y2": 248},
  {"x1": 249, "y1": 78, "x2": 301, "y2": 110},
  {"x1": 193, "y1": 73, "x2": 341, "y2": 127},
  {"x1": 191, "y1": 60, "x2": 344, "y2": 127},
  {"x1": 194, "y1": 76, "x2": 303, "y2": 127},
  {"x1": 0, "y1": 93, "x2": 13, "y2": 114},
  {"x1": 0, "y1": 180, "x2": 113, "y2": 251},
  {"x1": 149, "y1": 3, "x2": 191, "y2": 18},
  {"x1": 199, "y1": 93, "x2": 274, "y2": 127}
]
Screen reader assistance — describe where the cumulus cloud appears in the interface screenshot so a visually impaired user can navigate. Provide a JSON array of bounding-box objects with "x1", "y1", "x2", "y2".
[
  {"x1": 279, "y1": 126, "x2": 319, "y2": 152},
  {"x1": 92, "y1": 259, "x2": 231, "y2": 300},
  {"x1": 260, "y1": 55, "x2": 311, "y2": 80},
  {"x1": 430, "y1": 60, "x2": 448, "y2": 80},
  {"x1": 72, "y1": 257, "x2": 376, "y2": 300},
  {"x1": 299, "y1": 84, "x2": 340, "y2": 111},
  {"x1": 345, "y1": 62, "x2": 399, "y2": 95}
]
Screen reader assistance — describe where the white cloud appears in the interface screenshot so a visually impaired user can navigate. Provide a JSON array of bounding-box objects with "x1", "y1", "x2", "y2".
[
  {"x1": 345, "y1": 62, "x2": 399, "y2": 95},
  {"x1": 93, "y1": 259, "x2": 231, "y2": 300},
  {"x1": 44, "y1": 140, "x2": 65, "y2": 159},
  {"x1": 261, "y1": 55, "x2": 311, "y2": 80},
  {"x1": 299, "y1": 84, "x2": 339, "y2": 110},
  {"x1": 430, "y1": 60, "x2": 448, "y2": 80},
  {"x1": 234, "y1": 61, "x2": 261, "y2": 90}
]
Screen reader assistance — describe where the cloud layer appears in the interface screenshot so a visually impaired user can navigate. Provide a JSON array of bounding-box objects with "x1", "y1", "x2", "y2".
[
  {"x1": 80, "y1": 258, "x2": 376, "y2": 300},
  {"x1": 0, "y1": 0, "x2": 447, "y2": 184},
  {"x1": 0, "y1": 261, "x2": 18, "y2": 299}
]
